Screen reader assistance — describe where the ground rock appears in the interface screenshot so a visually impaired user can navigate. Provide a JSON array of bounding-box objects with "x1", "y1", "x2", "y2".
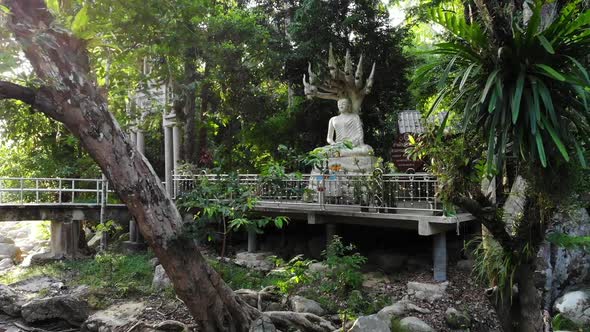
[
  {"x1": 289, "y1": 295, "x2": 325, "y2": 316},
  {"x1": 445, "y1": 307, "x2": 471, "y2": 329},
  {"x1": 0, "y1": 285, "x2": 22, "y2": 317},
  {"x1": 21, "y1": 294, "x2": 89, "y2": 326},
  {"x1": 368, "y1": 251, "x2": 407, "y2": 273},
  {"x1": 152, "y1": 265, "x2": 172, "y2": 290},
  {"x1": 10, "y1": 276, "x2": 60, "y2": 293},
  {"x1": 249, "y1": 315, "x2": 277, "y2": 332},
  {"x1": 407, "y1": 281, "x2": 448, "y2": 303},
  {"x1": 377, "y1": 300, "x2": 430, "y2": 322},
  {"x1": 0, "y1": 258, "x2": 14, "y2": 270},
  {"x1": 235, "y1": 252, "x2": 274, "y2": 272},
  {"x1": 553, "y1": 289, "x2": 590, "y2": 326},
  {"x1": 362, "y1": 272, "x2": 390, "y2": 289},
  {"x1": 0, "y1": 235, "x2": 14, "y2": 244},
  {"x1": 82, "y1": 301, "x2": 145, "y2": 332},
  {"x1": 0, "y1": 243, "x2": 17, "y2": 259},
  {"x1": 348, "y1": 314, "x2": 390, "y2": 332},
  {"x1": 398, "y1": 317, "x2": 435, "y2": 332}
]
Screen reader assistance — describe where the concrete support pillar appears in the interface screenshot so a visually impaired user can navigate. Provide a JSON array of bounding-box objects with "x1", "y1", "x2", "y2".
[
  {"x1": 433, "y1": 232, "x2": 447, "y2": 282},
  {"x1": 50, "y1": 220, "x2": 81, "y2": 258},
  {"x1": 326, "y1": 224, "x2": 337, "y2": 247},
  {"x1": 247, "y1": 229, "x2": 257, "y2": 253}
]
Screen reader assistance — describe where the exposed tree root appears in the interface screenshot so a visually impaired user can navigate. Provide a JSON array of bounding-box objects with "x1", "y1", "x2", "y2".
[{"x1": 265, "y1": 311, "x2": 336, "y2": 332}]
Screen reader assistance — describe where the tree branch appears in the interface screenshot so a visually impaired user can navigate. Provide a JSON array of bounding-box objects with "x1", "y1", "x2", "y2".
[
  {"x1": 0, "y1": 81, "x2": 58, "y2": 116},
  {"x1": 453, "y1": 195, "x2": 516, "y2": 250},
  {"x1": 0, "y1": 81, "x2": 36, "y2": 105}
]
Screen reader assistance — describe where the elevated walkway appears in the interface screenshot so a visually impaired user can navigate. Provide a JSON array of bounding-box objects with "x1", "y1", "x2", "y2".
[{"x1": 0, "y1": 174, "x2": 477, "y2": 281}]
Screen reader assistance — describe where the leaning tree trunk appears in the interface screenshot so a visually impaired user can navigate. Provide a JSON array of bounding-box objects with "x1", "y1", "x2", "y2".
[{"x1": 0, "y1": 1, "x2": 257, "y2": 331}]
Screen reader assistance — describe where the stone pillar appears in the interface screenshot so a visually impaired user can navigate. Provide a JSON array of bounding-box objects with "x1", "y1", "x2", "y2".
[
  {"x1": 136, "y1": 129, "x2": 145, "y2": 155},
  {"x1": 50, "y1": 219, "x2": 81, "y2": 258},
  {"x1": 172, "y1": 124, "x2": 181, "y2": 197},
  {"x1": 164, "y1": 114, "x2": 174, "y2": 197},
  {"x1": 433, "y1": 232, "x2": 447, "y2": 282},
  {"x1": 131, "y1": 128, "x2": 146, "y2": 245},
  {"x1": 247, "y1": 229, "x2": 257, "y2": 253}
]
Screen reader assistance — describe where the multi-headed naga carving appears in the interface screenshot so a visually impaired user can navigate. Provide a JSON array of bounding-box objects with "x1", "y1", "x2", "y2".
[{"x1": 303, "y1": 44, "x2": 376, "y2": 114}]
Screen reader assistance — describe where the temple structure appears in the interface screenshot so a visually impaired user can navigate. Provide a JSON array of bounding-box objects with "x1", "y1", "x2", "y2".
[{"x1": 303, "y1": 45, "x2": 377, "y2": 173}]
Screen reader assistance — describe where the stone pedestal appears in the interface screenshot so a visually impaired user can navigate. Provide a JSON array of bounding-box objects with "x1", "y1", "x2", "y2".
[{"x1": 327, "y1": 155, "x2": 376, "y2": 173}]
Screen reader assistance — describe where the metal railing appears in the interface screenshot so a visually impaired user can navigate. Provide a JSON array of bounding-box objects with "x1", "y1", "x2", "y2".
[
  {"x1": 173, "y1": 172, "x2": 441, "y2": 214},
  {"x1": 0, "y1": 172, "x2": 441, "y2": 214},
  {"x1": 0, "y1": 177, "x2": 115, "y2": 206}
]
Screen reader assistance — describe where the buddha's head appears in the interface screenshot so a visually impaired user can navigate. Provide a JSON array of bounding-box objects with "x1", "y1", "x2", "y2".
[{"x1": 337, "y1": 98, "x2": 352, "y2": 114}]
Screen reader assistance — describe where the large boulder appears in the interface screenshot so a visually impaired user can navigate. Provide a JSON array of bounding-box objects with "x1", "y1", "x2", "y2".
[
  {"x1": 21, "y1": 294, "x2": 89, "y2": 326},
  {"x1": 553, "y1": 289, "x2": 590, "y2": 326},
  {"x1": 0, "y1": 243, "x2": 17, "y2": 259},
  {"x1": 234, "y1": 252, "x2": 274, "y2": 272},
  {"x1": 82, "y1": 301, "x2": 145, "y2": 332},
  {"x1": 377, "y1": 300, "x2": 430, "y2": 322},
  {"x1": 398, "y1": 317, "x2": 435, "y2": 332},
  {"x1": 289, "y1": 295, "x2": 325, "y2": 316},
  {"x1": 0, "y1": 285, "x2": 23, "y2": 317},
  {"x1": 152, "y1": 265, "x2": 172, "y2": 291},
  {"x1": 445, "y1": 307, "x2": 471, "y2": 329},
  {"x1": 407, "y1": 281, "x2": 448, "y2": 303},
  {"x1": 537, "y1": 209, "x2": 590, "y2": 305},
  {"x1": 0, "y1": 235, "x2": 15, "y2": 244},
  {"x1": 348, "y1": 314, "x2": 390, "y2": 332}
]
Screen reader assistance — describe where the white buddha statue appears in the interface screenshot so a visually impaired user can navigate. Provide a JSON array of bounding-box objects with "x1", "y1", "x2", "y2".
[{"x1": 323, "y1": 98, "x2": 373, "y2": 157}]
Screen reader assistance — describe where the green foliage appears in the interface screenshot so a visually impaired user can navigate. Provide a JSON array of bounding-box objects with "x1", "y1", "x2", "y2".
[
  {"x1": 269, "y1": 254, "x2": 313, "y2": 296},
  {"x1": 94, "y1": 220, "x2": 123, "y2": 237},
  {"x1": 35, "y1": 220, "x2": 51, "y2": 241},
  {"x1": 406, "y1": 124, "x2": 486, "y2": 214},
  {"x1": 467, "y1": 237, "x2": 522, "y2": 302},
  {"x1": 178, "y1": 174, "x2": 288, "y2": 255},
  {"x1": 548, "y1": 233, "x2": 590, "y2": 252},
  {"x1": 0, "y1": 253, "x2": 153, "y2": 298},
  {"x1": 73, "y1": 252, "x2": 154, "y2": 296},
  {"x1": 320, "y1": 236, "x2": 367, "y2": 296},
  {"x1": 421, "y1": 3, "x2": 590, "y2": 172},
  {"x1": 207, "y1": 258, "x2": 281, "y2": 291}
]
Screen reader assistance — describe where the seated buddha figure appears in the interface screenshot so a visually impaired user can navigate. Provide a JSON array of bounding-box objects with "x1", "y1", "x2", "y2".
[{"x1": 323, "y1": 98, "x2": 373, "y2": 157}]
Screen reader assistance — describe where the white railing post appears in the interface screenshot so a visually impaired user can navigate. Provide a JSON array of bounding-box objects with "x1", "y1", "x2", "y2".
[
  {"x1": 100, "y1": 174, "x2": 107, "y2": 251},
  {"x1": 35, "y1": 179, "x2": 39, "y2": 203},
  {"x1": 19, "y1": 178, "x2": 23, "y2": 204},
  {"x1": 58, "y1": 179, "x2": 62, "y2": 204},
  {"x1": 71, "y1": 180, "x2": 75, "y2": 204}
]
